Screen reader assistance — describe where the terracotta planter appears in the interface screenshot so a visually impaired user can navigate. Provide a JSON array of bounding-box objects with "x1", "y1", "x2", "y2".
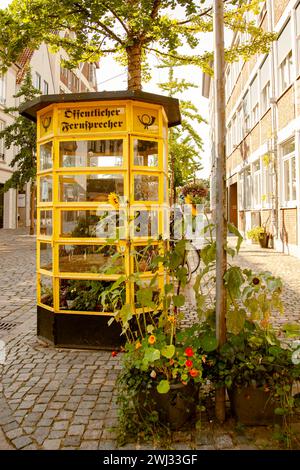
[{"x1": 229, "y1": 385, "x2": 279, "y2": 425}]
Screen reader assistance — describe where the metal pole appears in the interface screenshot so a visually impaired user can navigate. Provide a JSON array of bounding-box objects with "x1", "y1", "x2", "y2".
[{"x1": 213, "y1": 0, "x2": 227, "y2": 423}]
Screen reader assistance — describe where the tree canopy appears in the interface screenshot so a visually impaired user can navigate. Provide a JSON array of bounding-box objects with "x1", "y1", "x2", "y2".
[
  {"x1": 0, "y1": 0, "x2": 276, "y2": 90},
  {"x1": 159, "y1": 69, "x2": 204, "y2": 202},
  {"x1": 0, "y1": 69, "x2": 39, "y2": 192}
]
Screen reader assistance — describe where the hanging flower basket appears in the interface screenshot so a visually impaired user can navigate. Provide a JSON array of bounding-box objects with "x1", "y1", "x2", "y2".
[{"x1": 182, "y1": 183, "x2": 209, "y2": 205}]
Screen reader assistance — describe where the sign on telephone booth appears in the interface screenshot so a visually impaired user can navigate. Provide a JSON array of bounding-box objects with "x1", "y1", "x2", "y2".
[{"x1": 21, "y1": 91, "x2": 181, "y2": 349}]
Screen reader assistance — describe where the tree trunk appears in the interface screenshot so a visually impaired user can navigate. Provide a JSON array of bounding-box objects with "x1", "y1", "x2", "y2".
[
  {"x1": 126, "y1": 43, "x2": 142, "y2": 91},
  {"x1": 30, "y1": 182, "x2": 36, "y2": 235}
]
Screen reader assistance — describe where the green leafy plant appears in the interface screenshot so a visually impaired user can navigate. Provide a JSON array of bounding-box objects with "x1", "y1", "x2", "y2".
[
  {"x1": 209, "y1": 320, "x2": 300, "y2": 448},
  {"x1": 60, "y1": 278, "x2": 126, "y2": 312},
  {"x1": 113, "y1": 239, "x2": 218, "y2": 444},
  {"x1": 40, "y1": 282, "x2": 53, "y2": 307},
  {"x1": 121, "y1": 321, "x2": 215, "y2": 395},
  {"x1": 247, "y1": 225, "x2": 268, "y2": 243}
]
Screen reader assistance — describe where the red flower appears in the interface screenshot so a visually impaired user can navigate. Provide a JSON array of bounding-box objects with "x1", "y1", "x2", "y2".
[
  {"x1": 184, "y1": 347, "x2": 194, "y2": 357},
  {"x1": 111, "y1": 351, "x2": 118, "y2": 357},
  {"x1": 189, "y1": 369, "x2": 199, "y2": 378},
  {"x1": 185, "y1": 359, "x2": 193, "y2": 368}
]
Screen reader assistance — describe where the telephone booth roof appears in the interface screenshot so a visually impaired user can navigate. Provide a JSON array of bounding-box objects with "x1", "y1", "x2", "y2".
[{"x1": 20, "y1": 90, "x2": 181, "y2": 127}]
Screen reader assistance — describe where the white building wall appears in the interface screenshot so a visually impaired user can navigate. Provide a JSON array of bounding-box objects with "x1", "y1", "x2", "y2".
[
  {"x1": 0, "y1": 65, "x2": 18, "y2": 228},
  {"x1": 30, "y1": 43, "x2": 56, "y2": 95}
]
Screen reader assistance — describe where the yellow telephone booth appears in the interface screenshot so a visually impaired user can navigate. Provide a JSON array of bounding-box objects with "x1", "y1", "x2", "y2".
[{"x1": 21, "y1": 91, "x2": 181, "y2": 349}]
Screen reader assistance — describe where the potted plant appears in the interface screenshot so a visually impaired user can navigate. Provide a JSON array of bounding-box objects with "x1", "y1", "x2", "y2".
[
  {"x1": 213, "y1": 320, "x2": 300, "y2": 426},
  {"x1": 247, "y1": 225, "x2": 270, "y2": 248},
  {"x1": 118, "y1": 321, "x2": 214, "y2": 430},
  {"x1": 182, "y1": 182, "x2": 209, "y2": 215},
  {"x1": 112, "y1": 240, "x2": 218, "y2": 442}
]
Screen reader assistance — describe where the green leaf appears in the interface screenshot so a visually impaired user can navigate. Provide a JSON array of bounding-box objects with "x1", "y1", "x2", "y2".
[
  {"x1": 161, "y1": 344, "x2": 175, "y2": 359},
  {"x1": 157, "y1": 380, "x2": 170, "y2": 394},
  {"x1": 201, "y1": 332, "x2": 218, "y2": 352},
  {"x1": 169, "y1": 252, "x2": 182, "y2": 270},
  {"x1": 282, "y1": 323, "x2": 300, "y2": 338},
  {"x1": 176, "y1": 267, "x2": 188, "y2": 286},
  {"x1": 274, "y1": 408, "x2": 287, "y2": 416},
  {"x1": 111, "y1": 275, "x2": 126, "y2": 290},
  {"x1": 225, "y1": 377, "x2": 232, "y2": 388},
  {"x1": 226, "y1": 308, "x2": 246, "y2": 335},
  {"x1": 224, "y1": 266, "x2": 244, "y2": 299},
  {"x1": 144, "y1": 348, "x2": 160, "y2": 363},
  {"x1": 266, "y1": 334, "x2": 276, "y2": 346},
  {"x1": 173, "y1": 294, "x2": 185, "y2": 307},
  {"x1": 248, "y1": 335, "x2": 263, "y2": 348},
  {"x1": 174, "y1": 240, "x2": 186, "y2": 257},
  {"x1": 201, "y1": 242, "x2": 216, "y2": 266},
  {"x1": 164, "y1": 283, "x2": 174, "y2": 294},
  {"x1": 119, "y1": 304, "x2": 133, "y2": 325},
  {"x1": 136, "y1": 287, "x2": 155, "y2": 307},
  {"x1": 228, "y1": 223, "x2": 243, "y2": 253},
  {"x1": 226, "y1": 246, "x2": 236, "y2": 258}
]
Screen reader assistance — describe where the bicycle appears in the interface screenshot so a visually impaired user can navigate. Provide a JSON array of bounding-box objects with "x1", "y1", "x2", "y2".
[{"x1": 169, "y1": 208, "x2": 201, "y2": 283}]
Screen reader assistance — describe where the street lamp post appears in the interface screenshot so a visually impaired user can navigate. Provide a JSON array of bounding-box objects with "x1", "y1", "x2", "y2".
[{"x1": 213, "y1": 0, "x2": 227, "y2": 422}]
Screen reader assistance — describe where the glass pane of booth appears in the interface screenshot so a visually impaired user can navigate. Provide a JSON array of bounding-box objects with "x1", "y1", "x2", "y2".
[
  {"x1": 133, "y1": 210, "x2": 158, "y2": 237},
  {"x1": 40, "y1": 210, "x2": 53, "y2": 236},
  {"x1": 134, "y1": 175, "x2": 159, "y2": 201},
  {"x1": 40, "y1": 176, "x2": 53, "y2": 202},
  {"x1": 60, "y1": 210, "x2": 125, "y2": 238},
  {"x1": 39, "y1": 275, "x2": 53, "y2": 307},
  {"x1": 59, "y1": 244, "x2": 124, "y2": 274},
  {"x1": 40, "y1": 141, "x2": 53, "y2": 170},
  {"x1": 40, "y1": 243, "x2": 53, "y2": 271},
  {"x1": 133, "y1": 245, "x2": 160, "y2": 272},
  {"x1": 134, "y1": 140, "x2": 158, "y2": 167},
  {"x1": 59, "y1": 174, "x2": 124, "y2": 202},
  {"x1": 59, "y1": 279, "x2": 126, "y2": 312},
  {"x1": 60, "y1": 139, "x2": 123, "y2": 167}
]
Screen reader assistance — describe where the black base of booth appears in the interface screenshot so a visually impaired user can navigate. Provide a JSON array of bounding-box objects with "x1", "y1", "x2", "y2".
[{"x1": 37, "y1": 306, "x2": 124, "y2": 350}]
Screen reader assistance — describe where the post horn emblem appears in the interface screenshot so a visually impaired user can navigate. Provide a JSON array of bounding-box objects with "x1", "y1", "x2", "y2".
[
  {"x1": 138, "y1": 114, "x2": 156, "y2": 129},
  {"x1": 41, "y1": 116, "x2": 52, "y2": 132}
]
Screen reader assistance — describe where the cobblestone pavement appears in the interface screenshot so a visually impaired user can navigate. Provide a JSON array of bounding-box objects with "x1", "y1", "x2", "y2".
[{"x1": 0, "y1": 230, "x2": 300, "y2": 450}]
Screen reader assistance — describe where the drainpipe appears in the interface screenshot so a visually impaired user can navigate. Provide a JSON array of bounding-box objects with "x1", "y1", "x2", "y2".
[{"x1": 268, "y1": 0, "x2": 279, "y2": 244}]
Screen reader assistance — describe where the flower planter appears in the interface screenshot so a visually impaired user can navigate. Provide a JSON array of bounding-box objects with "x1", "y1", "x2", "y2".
[
  {"x1": 229, "y1": 385, "x2": 279, "y2": 425},
  {"x1": 139, "y1": 382, "x2": 199, "y2": 430},
  {"x1": 152, "y1": 382, "x2": 199, "y2": 429},
  {"x1": 258, "y1": 233, "x2": 269, "y2": 248}
]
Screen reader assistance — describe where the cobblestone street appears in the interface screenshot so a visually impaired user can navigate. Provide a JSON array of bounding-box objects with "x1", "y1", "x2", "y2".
[{"x1": 0, "y1": 230, "x2": 300, "y2": 450}]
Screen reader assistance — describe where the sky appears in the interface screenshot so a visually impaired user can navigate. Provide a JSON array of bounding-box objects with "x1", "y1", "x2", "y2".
[{"x1": 0, "y1": 0, "x2": 212, "y2": 178}]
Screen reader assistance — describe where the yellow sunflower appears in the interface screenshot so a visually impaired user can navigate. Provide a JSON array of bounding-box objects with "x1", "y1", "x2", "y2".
[{"x1": 108, "y1": 192, "x2": 119, "y2": 208}]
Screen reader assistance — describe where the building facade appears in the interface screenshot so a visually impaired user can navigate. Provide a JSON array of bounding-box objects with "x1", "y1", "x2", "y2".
[
  {"x1": 204, "y1": 0, "x2": 300, "y2": 258},
  {"x1": 0, "y1": 41, "x2": 98, "y2": 229}
]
